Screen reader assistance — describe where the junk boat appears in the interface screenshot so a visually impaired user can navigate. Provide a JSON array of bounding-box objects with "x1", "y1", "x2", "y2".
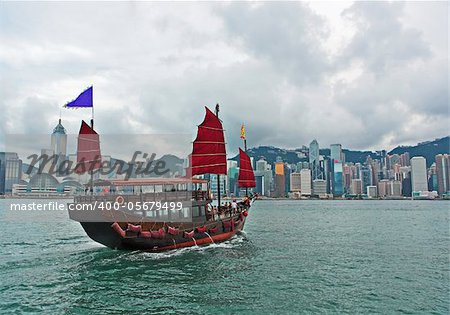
[{"x1": 68, "y1": 105, "x2": 256, "y2": 252}]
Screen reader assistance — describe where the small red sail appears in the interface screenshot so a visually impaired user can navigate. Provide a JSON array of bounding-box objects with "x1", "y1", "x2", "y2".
[
  {"x1": 238, "y1": 148, "x2": 255, "y2": 188},
  {"x1": 75, "y1": 120, "x2": 102, "y2": 174},
  {"x1": 191, "y1": 107, "x2": 227, "y2": 175}
]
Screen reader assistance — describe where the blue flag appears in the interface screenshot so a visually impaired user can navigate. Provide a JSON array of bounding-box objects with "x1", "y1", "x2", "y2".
[{"x1": 64, "y1": 86, "x2": 93, "y2": 108}]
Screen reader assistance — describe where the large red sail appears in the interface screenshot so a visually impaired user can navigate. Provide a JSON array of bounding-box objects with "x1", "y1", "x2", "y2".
[
  {"x1": 238, "y1": 148, "x2": 255, "y2": 188},
  {"x1": 75, "y1": 120, "x2": 102, "y2": 174},
  {"x1": 191, "y1": 107, "x2": 227, "y2": 176}
]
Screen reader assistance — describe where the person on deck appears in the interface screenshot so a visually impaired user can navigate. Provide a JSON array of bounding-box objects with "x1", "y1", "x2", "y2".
[{"x1": 231, "y1": 199, "x2": 237, "y2": 215}]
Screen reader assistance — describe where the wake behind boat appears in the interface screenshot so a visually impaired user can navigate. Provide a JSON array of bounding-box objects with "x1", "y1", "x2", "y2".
[{"x1": 68, "y1": 105, "x2": 256, "y2": 252}]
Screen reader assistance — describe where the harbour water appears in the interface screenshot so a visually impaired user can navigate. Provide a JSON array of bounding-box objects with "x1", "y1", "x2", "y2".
[{"x1": 0, "y1": 199, "x2": 448, "y2": 314}]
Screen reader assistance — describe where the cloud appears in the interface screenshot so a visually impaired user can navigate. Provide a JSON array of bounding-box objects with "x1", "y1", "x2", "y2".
[{"x1": 0, "y1": 2, "x2": 447, "y2": 156}]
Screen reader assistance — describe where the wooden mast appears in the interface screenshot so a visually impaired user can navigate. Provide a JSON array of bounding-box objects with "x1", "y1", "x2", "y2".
[
  {"x1": 215, "y1": 103, "x2": 221, "y2": 211},
  {"x1": 243, "y1": 132, "x2": 248, "y2": 197}
]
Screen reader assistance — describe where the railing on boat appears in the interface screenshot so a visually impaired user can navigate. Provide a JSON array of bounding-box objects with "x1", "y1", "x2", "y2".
[{"x1": 74, "y1": 190, "x2": 209, "y2": 203}]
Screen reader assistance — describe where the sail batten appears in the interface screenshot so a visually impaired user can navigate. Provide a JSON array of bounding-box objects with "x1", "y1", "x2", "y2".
[
  {"x1": 238, "y1": 148, "x2": 255, "y2": 188},
  {"x1": 76, "y1": 120, "x2": 101, "y2": 174},
  {"x1": 191, "y1": 107, "x2": 227, "y2": 176}
]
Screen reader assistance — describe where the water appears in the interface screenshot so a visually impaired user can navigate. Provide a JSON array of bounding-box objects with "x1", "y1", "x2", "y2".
[{"x1": 0, "y1": 199, "x2": 448, "y2": 314}]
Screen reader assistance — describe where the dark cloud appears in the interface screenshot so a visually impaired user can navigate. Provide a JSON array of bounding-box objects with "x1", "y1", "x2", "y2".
[
  {"x1": 218, "y1": 2, "x2": 331, "y2": 85},
  {"x1": 0, "y1": 2, "x2": 447, "y2": 155}
]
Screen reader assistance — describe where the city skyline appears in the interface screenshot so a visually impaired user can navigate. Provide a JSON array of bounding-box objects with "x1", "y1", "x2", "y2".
[
  {"x1": 1, "y1": 115, "x2": 448, "y2": 199},
  {"x1": 0, "y1": 2, "x2": 448, "y2": 153}
]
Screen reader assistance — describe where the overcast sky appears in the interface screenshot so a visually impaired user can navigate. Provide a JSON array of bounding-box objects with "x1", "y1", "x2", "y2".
[{"x1": 0, "y1": 1, "x2": 448, "y2": 156}]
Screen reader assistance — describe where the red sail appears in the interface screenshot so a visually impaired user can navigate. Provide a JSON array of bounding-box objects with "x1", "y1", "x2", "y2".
[
  {"x1": 75, "y1": 120, "x2": 102, "y2": 174},
  {"x1": 191, "y1": 107, "x2": 227, "y2": 175},
  {"x1": 238, "y1": 148, "x2": 255, "y2": 188}
]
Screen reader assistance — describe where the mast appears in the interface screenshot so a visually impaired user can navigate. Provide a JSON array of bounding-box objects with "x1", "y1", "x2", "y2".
[
  {"x1": 90, "y1": 93, "x2": 94, "y2": 194},
  {"x1": 190, "y1": 105, "x2": 227, "y2": 207},
  {"x1": 241, "y1": 123, "x2": 248, "y2": 196},
  {"x1": 215, "y1": 104, "x2": 221, "y2": 209}
]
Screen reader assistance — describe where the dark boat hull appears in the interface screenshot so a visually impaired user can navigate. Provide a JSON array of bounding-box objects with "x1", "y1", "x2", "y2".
[{"x1": 79, "y1": 216, "x2": 247, "y2": 252}]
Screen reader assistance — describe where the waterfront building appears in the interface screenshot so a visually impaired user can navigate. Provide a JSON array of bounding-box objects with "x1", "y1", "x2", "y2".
[
  {"x1": 309, "y1": 140, "x2": 321, "y2": 180},
  {"x1": 290, "y1": 172, "x2": 302, "y2": 192},
  {"x1": 312, "y1": 179, "x2": 327, "y2": 198},
  {"x1": 284, "y1": 163, "x2": 293, "y2": 193},
  {"x1": 428, "y1": 164, "x2": 438, "y2": 192},
  {"x1": 5, "y1": 158, "x2": 22, "y2": 194},
  {"x1": 367, "y1": 185, "x2": 377, "y2": 198},
  {"x1": 378, "y1": 179, "x2": 389, "y2": 198},
  {"x1": 0, "y1": 152, "x2": 22, "y2": 194},
  {"x1": 332, "y1": 160, "x2": 344, "y2": 196},
  {"x1": 343, "y1": 164, "x2": 352, "y2": 193},
  {"x1": 410, "y1": 156, "x2": 428, "y2": 193},
  {"x1": 387, "y1": 180, "x2": 402, "y2": 197},
  {"x1": 360, "y1": 166, "x2": 372, "y2": 192},
  {"x1": 255, "y1": 171, "x2": 271, "y2": 197},
  {"x1": 300, "y1": 168, "x2": 311, "y2": 196},
  {"x1": 351, "y1": 178, "x2": 363, "y2": 195},
  {"x1": 435, "y1": 154, "x2": 450, "y2": 196},
  {"x1": 401, "y1": 176, "x2": 412, "y2": 197},
  {"x1": 274, "y1": 161, "x2": 285, "y2": 197}
]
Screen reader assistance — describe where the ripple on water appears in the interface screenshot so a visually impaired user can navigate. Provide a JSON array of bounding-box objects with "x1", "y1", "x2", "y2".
[{"x1": 0, "y1": 199, "x2": 449, "y2": 314}]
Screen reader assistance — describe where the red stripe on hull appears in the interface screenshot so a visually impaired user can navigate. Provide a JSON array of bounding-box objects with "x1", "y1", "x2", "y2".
[{"x1": 145, "y1": 229, "x2": 240, "y2": 252}]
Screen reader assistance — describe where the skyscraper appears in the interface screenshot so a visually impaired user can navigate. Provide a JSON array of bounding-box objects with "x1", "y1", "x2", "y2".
[
  {"x1": 0, "y1": 152, "x2": 22, "y2": 194},
  {"x1": 274, "y1": 161, "x2": 285, "y2": 197},
  {"x1": 290, "y1": 172, "x2": 302, "y2": 192},
  {"x1": 435, "y1": 154, "x2": 450, "y2": 196},
  {"x1": 410, "y1": 156, "x2": 428, "y2": 193},
  {"x1": 51, "y1": 119, "x2": 68, "y2": 176},
  {"x1": 333, "y1": 160, "x2": 344, "y2": 196},
  {"x1": 300, "y1": 168, "x2": 311, "y2": 196},
  {"x1": 309, "y1": 139, "x2": 320, "y2": 180},
  {"x1": 330, "y1": 144, "x2": 343, "y2": 162}
]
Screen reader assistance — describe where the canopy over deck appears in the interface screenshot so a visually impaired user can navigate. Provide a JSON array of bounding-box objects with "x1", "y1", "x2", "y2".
[{"x1": 90, "y1": 177, "x2": 208, "y2": 187}]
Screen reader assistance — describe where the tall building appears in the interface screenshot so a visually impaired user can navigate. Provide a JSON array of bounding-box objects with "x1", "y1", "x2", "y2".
[
  {"x1": 290, "y1": 172, "x2": 302, "y2": 192},
  {"x1": 0, "y1": 152, "x2": 22, "y2": 194},
  {"x1": 309, "y1": 140, "x2": 320, "y2": 180},
  {"x1": 351, "y1": 178, "x2": 363, "y2": 195},
  {"x1": 330, "y1": 144, "x2": 343, "y2": 162},
  {"x1": 255, "y1": 158, "x2": 272, "y2": 197},
  {"x1": 367, "y1": 186, "x2": 377, "y2": 198},
  {"x1": 256, "y1": 159, "x2": 268, "y2": 172},
  {"x1": 378, "y1": 179, "x2": 389, "y2": 198},
  {"x1": 332, "y1": 160, "x2": 344, "y2": 196},
  {"x1": 435, "y1": 154, "x2": 450, "y2": 196},
  {"x1": 410, "y1": 156, "x2": 428, "y2": 193},
  {"x1": 274, "y1": 161, "x2": 285, "y2": 197},
  {"x1": 227, "y1": 161, "x2": 239, "y2": 196},
  {"x1": 387, "y1": 180, "x2": 402, "y2": 197},
  {"x1": 49, "y1": 119, "x2": 68, "y2": 176},
  {"x1": 51, "y1": 119, "x2": 67, "y2": 157},
  {"x1": 209, "y1": 174, "x2": 226, "y2": 200},
  {"x1": 300, "y1": 168, "x2": 311, "y2": 196},
  {"x1": 312, "y1": 179, "x2": 327, "y2": 197},
  {"x1": 360, "y1": 167, "x2": 372, "y2": 193}
]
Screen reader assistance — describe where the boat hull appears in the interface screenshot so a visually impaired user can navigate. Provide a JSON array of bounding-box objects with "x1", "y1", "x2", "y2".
[{"x1": 79, "y1": 216, "x2": 246, "y2": 252}]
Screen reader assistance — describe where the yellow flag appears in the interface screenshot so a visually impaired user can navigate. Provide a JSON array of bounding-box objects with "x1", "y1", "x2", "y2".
[{"x1": 240, "y1": 123, "x2": 246, "y2": 139}]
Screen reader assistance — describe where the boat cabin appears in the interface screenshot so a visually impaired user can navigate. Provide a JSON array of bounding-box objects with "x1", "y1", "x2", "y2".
[{"x1": 73, "y1": 177, "x2": 211, "y2": 222}]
